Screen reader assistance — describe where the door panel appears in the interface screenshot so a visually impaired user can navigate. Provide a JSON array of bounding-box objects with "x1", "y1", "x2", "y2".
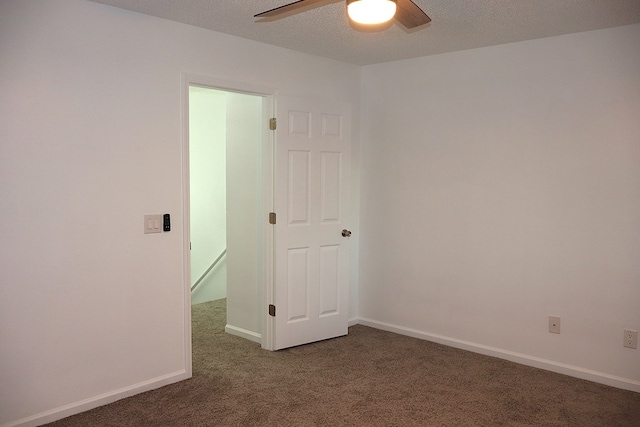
[
  {"x1": 273, "y1": 96, "x2": 351, "y2": 350},
  {"x1": 319, "y1": 245, "x2": 339, "y2": 315},
  {"x1": 287, "y1": 247, "x2": 309, "y2": 321},
  {"x1": 288, "y1": 150, "x2": 311, "y2": 224},
  {"x1": 320, "y1": 152, "x2": 341, "y2": 222}
]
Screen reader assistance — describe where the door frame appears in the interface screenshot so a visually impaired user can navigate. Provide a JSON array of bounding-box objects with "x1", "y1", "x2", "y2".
[{"x1": 180, "y1": 74, "x2": 277, "y2": 376}]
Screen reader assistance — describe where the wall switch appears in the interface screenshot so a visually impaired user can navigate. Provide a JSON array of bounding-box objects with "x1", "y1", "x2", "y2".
[
  {"x1": 549, "y1": 316, "x2": 561, "y2": 334},
  {"x1": 624, "y1": 329, "x2": 638, "y2": 349},
  {"x1": 144, "y1": 214, "x2": 163, "y2": 234}
]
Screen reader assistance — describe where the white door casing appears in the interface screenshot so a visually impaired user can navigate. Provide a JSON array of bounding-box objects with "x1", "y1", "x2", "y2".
[{"x1": 272, "y1": 96, "x2": 352, "y2": 350}]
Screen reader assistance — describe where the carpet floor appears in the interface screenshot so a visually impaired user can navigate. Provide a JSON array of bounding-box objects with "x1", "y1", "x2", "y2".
[{"x1": 47, "y1": 298, "x2": 640, "y2": 426}]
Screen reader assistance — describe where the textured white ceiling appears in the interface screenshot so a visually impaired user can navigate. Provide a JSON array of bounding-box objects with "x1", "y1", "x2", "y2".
[{"x1": 87, "y1": 0, "x2": 640, "y2": 65}]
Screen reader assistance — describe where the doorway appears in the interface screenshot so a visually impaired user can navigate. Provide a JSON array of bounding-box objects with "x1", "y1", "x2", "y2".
[
  {"x1": 185, "y1": 82, "x2": 272, "y2": 354},
  {"x1": 189, "y1": 87, "x2": 228, "y2": 305},
  {"x1": 182, "y1": 79, "x2": 353, "y2": 359}
]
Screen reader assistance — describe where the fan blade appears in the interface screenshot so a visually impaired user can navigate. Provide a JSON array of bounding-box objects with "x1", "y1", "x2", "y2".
[
  {"x1": 395, "y1": 0, "x2": 431, "y2": 29},
  {"x1": 255, "y1": 0, "x2": 327, "y2": 18}
]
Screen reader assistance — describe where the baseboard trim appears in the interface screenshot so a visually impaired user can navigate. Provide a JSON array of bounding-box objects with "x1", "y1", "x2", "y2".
[
  {"x1": 4, "y1": 370, "x2": 191, "y2": 427},
  {"x1": 356, "y1": 317, "x2": 640, "y2": 393},
  {"x1": 348, "y1": 317, "x2": 359, "y2": 327},
  {"x1": 225, "y1": 324, "x2": 262, "y2": 344}
]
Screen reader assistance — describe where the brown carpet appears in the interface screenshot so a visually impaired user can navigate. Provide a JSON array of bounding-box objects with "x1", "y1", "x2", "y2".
[{"x1": 48, "y1": 299, "x2": 640, "y2": 426}]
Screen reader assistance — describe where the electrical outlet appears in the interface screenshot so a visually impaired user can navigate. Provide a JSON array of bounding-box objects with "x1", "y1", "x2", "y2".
[
  {"x1": 549, "y1": 316, "x2": 561, "y2": 334},
  {"x1": 623, "y1": 329, "x2": 638, "y2": 349}
]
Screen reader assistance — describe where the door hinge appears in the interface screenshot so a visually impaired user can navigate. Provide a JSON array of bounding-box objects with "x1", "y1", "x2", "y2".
[
  {"x1": 269, "y1": 117, "x2": 277, "y2": 130},
  {"x1": 268, "y1": 304, "x2": 276, "y2": 317},
  {"x1": 269, "y1": 212, "x2": 276, "y2": 224}
]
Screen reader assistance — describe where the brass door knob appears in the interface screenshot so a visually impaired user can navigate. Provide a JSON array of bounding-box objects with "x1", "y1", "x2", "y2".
[{"x1": 342, "y1": 229, "x2": 352, "y2": 237}]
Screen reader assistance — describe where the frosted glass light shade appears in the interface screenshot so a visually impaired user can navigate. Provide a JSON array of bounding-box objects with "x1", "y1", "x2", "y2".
[{"x1": 347, "y1": 0, "x2": 397, "y2": 25}]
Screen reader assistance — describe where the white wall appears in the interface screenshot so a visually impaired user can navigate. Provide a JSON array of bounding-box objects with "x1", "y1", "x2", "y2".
[
  {"x1": 225, "y1": 91, "x2": 264, "y2": 338},
  {"x1": 359, "y1": 24, "x2": 640, "y2": 390},
  {"x1": 189, "y1": 87, "x2": 227, "y2": 304},
  {"x1": 0, "y1": 0, "x2": 361, "y2": 425}
]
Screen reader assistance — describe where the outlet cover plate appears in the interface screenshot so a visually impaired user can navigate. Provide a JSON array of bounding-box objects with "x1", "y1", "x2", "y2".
[
  {"x1": 624, "y1": 329, "x2": 638, "y2": 349},
  {"x1": 549, "y1": 316, "x2": 561, "y2": 334}
]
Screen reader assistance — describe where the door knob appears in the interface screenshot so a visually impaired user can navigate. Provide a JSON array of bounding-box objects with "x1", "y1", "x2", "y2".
[{"x1": 342, "y1": 229, "x2": 352, "y2": 237}]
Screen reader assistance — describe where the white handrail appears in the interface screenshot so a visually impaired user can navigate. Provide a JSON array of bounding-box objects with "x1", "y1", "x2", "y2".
[{"x1": 191, "y1": 249, "x2": 227, "y2": 292}]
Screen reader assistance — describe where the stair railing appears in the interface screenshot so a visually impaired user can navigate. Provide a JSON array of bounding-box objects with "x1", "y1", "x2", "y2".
[{"x1": 191, "y1": 249, "x2": 227, "y2": 293}]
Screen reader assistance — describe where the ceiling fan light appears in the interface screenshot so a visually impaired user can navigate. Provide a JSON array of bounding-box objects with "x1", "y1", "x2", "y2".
[{"x1": 347, "y1": 0, "x2": 397, "y2": 25}]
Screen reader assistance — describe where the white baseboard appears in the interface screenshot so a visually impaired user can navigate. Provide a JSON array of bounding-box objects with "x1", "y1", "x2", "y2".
[
  {"x1": 225, "y1": 324, "x2": 262, "y2": 344},
  {"x1": 356, "y1": 317, "x2": 640, "y2": 393},
  {"x1": 4, "y1": 370, "x2": 191, "y2": 427}
]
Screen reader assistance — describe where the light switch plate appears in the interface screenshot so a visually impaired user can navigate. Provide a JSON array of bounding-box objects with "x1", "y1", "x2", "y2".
[{"x1": 144, "y1": 214, "x2": 163, "y2": 234}]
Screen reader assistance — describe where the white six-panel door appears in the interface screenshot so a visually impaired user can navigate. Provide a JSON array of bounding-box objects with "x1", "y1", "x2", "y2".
[{"x1": 273, "y1": 96, "x2": 351, "y2": 350}]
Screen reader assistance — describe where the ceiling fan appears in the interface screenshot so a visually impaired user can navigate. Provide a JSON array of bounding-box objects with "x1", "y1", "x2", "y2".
[{"x1": 255, "y1": 0, "x2": 431, "y2": 29}]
